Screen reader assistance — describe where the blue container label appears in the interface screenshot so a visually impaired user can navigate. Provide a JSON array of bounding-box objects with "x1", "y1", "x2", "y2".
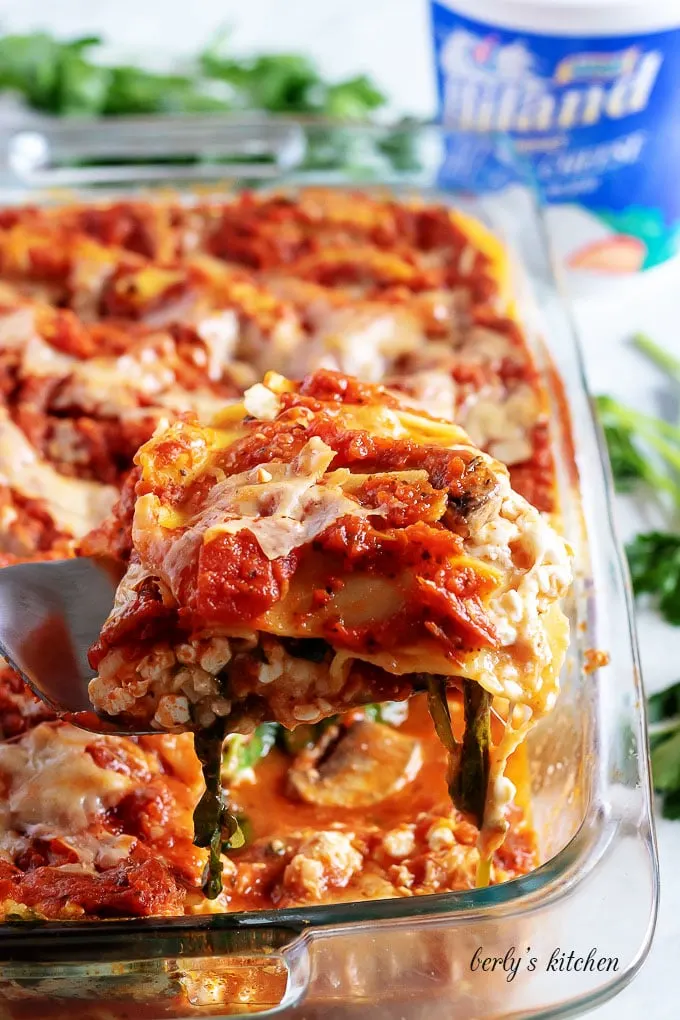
[{"x1": 430, "y1": 1, "x2": 680, "y2": 271}]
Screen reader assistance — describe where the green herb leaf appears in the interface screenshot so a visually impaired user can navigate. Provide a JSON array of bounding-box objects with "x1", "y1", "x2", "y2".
[
  {"x1": 596, "y1": 394, "x2": 680, "y2": 505},
  {"x1": 241, "y1": 721, "x2": 278, "y2": 768},
  {"x1": 646, "y1": 679, "x2": 680, "y2": 817},
  {"x1": 660, "y1": 788, "x2": 680, "y2": 820},
  {"x1": 279, "y1": 718, "x2": 336, "y2": 756},
  {"x1": 648, "y1": 680, "x2": 680, "y2": 725},
  {"x1": 452, "y1": 682, "x2": 491, "y2": 827},
  {"x1": 626, "y1": 531, "x2": 680, "y2": 625},
  {"x1": 57, "y1": 54, "x2": 111, "y2": 116},
  {"x1": 633, "y1": 333, "x2": 680, "y2": 385},
  {"x1": 425, "y1": 676, "x2": 459, "y2": 758},
  {"x1": 425, "y1": 676, "x2": 491, "y2": 858},
  {"x1": 65, "y1": 35, "x2": 103, "y2": 52},
  {"x1": 425, "y1": 675, "x2": 464, "y2": 816},
  {"x1": 598, "y1": 346, "x2": 680, "y2": 819},
  {"x1": 223, "y1": 721, "x2": 279, "y2": 781},
  {"x1": 0, "y1": 28, "x2": 409, "y2": 175},
  {"x1": 0, "y1": 32, "x2": 64, "y2": 109},
  {"x1": 193, "y1": 720, "x2": 243, "y2": 899},
  {"x1": 201, "y1": 45, "x2": 322, "y2": 112},
  {"x1": 650, "y1": 727, "x2": 680, "y2": 792},
  {"x1": 601, "y1": 423, "x2": 650, "y2": 494},
  {"x1": 104, "y1": 66, "x2": 230, "y2": 116},
  {"x1": 322, "y1": 75, "x2": 386, "y2": 119},
  {"x1": 377, "y1": 120, "x2": 423, "y2": 172},
  {"x1": 361, "y1": 701, "x2": 409, "y2": 726}
]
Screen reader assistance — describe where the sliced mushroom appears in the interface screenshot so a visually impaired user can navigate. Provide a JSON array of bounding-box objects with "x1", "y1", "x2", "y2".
[
  {"x1": 287, "y1": 720, "x2": 422, "y2": 808},
  {"x1": 444, "y1": 455, "x2": 502, "y2": 537}
]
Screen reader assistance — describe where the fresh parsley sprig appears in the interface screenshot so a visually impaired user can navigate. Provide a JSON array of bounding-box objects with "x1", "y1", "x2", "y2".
[
  {"x1": 0, "y1": 29, "x2": 420, "y2": 176},
  {"x1": 0, "y1": 29, "x2": 388, "y2": 120},
  {"x1": 597, "y1": 392, "x2": 680, "y2": 627},
  {"x1": 596, "y1": 395, "x2": 680, "y2": 505},
  {"x1": 597, "y1": 334, "x2": 680, "y2": 818},
  {"x1": 597, "y1": 334, "x2": 680, "y2": 627},
  {"x1": 627, "y1": 532, "x2": 680, "y2": 626}
]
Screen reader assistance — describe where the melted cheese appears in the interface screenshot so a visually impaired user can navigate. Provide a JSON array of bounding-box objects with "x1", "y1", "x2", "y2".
[
  {"x1": 137, "y1": 436, "x2": 381, "y2": 579},
  {"x1": 0, "y1": 414, "x2": 116, "y2": 537},
  {"x1": 0, "y1": 303, "x2": 234, "y2": 424},
  {"x1": 195, "y1": 311, "x2": 239, "y2": 381},
  {"x1": 22, "y1": 333, "x2": 78, "y2": 378},
  {"x1": 153, "y1": 386, "x2": 229, "y2": 421},
  {"x1": 292, "y1": 305, "x2": 423, "y2": 382},
  {"x1": 0, "y1": 306, "x2": 38, "y2": 349},
  {"x1": 22, "y1": 331, "x2": 219, "y2": 424},
  {"x1": 0, "y1": 724, "x2": 135, "y2": 836}
]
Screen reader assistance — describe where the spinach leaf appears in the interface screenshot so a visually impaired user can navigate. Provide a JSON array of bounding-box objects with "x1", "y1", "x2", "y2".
[
  {"x1": 361, "y1": 701, "x2": 409, "y2": 726},
  {"x1": 452, "y1": 682, "x2": 491, "y2": 826},
  {"x1": 425, "y1": 676, "x2": 492, "y2": 882},
  {"x1": 223, "y1": 722, "x2": 279, "y2": 780},
  {"x1": 279, "y1": 718, "x2": 336, "y2": 756},
  {"x1": 277, "y1": 702, "x2": 407, "y2": 758},
  {"x1": 193, "y1": 721, "x2": 244, "y2": 899}
]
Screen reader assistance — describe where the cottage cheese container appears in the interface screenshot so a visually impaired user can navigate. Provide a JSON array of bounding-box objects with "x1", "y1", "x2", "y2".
[{"x1": 430, "y1": 0, "x2": 680, "y2": 282}]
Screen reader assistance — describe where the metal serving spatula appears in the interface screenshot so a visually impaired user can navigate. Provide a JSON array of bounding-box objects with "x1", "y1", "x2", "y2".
[{"x1": 0, "y1": 557, "x2": 153, "y2": 735}]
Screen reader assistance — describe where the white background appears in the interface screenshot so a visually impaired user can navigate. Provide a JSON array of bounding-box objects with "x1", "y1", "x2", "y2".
[{"x1": 1, "y1": 0, "x2": 679, "y2": 1015}]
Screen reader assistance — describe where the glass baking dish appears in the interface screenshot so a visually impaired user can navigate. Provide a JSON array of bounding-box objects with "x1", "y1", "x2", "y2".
[{"x1": 0, "y1": 117, "x2": 659, "y2": 1020}]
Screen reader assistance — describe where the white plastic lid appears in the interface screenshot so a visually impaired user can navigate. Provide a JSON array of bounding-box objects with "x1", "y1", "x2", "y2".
[{"x1": 436, "y1": 0, "x2": 680, "y2": 36}]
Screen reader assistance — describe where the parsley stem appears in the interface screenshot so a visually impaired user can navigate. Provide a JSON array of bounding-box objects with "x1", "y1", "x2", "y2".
[
  {"x1": 633, "y1": 424, "x2": 680, "y2": 476},
  {"x1": 640, "y1": 466, "x2": 680, "y2": 507},
  {"x1": 611, "y1": 404, "x2": 680, "y2": 451},
  {"x1": 598, "y1": 397, "x2": 680, "y2": 471},
  {"x1": 633, "y1": 333, "x2": 680, "y2": 385}
]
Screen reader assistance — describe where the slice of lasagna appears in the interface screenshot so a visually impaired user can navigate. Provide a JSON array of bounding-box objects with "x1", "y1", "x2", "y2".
[{"x1": 86, "y1": 368, "x2": 571, "y2": 891}]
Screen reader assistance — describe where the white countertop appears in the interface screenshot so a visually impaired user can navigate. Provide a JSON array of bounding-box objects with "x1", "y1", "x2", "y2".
[{"x1": 1, "y1": 0, "x2": 680, "y2": 1012}]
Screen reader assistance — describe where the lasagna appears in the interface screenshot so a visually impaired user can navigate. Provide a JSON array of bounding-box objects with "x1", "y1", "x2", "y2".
[
  {"x1": 87, "y1": 369, "x2": 571, "y2": 889},
  {"x1": 0, "y1": 189, "x2": 570, "y2": 918}
]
